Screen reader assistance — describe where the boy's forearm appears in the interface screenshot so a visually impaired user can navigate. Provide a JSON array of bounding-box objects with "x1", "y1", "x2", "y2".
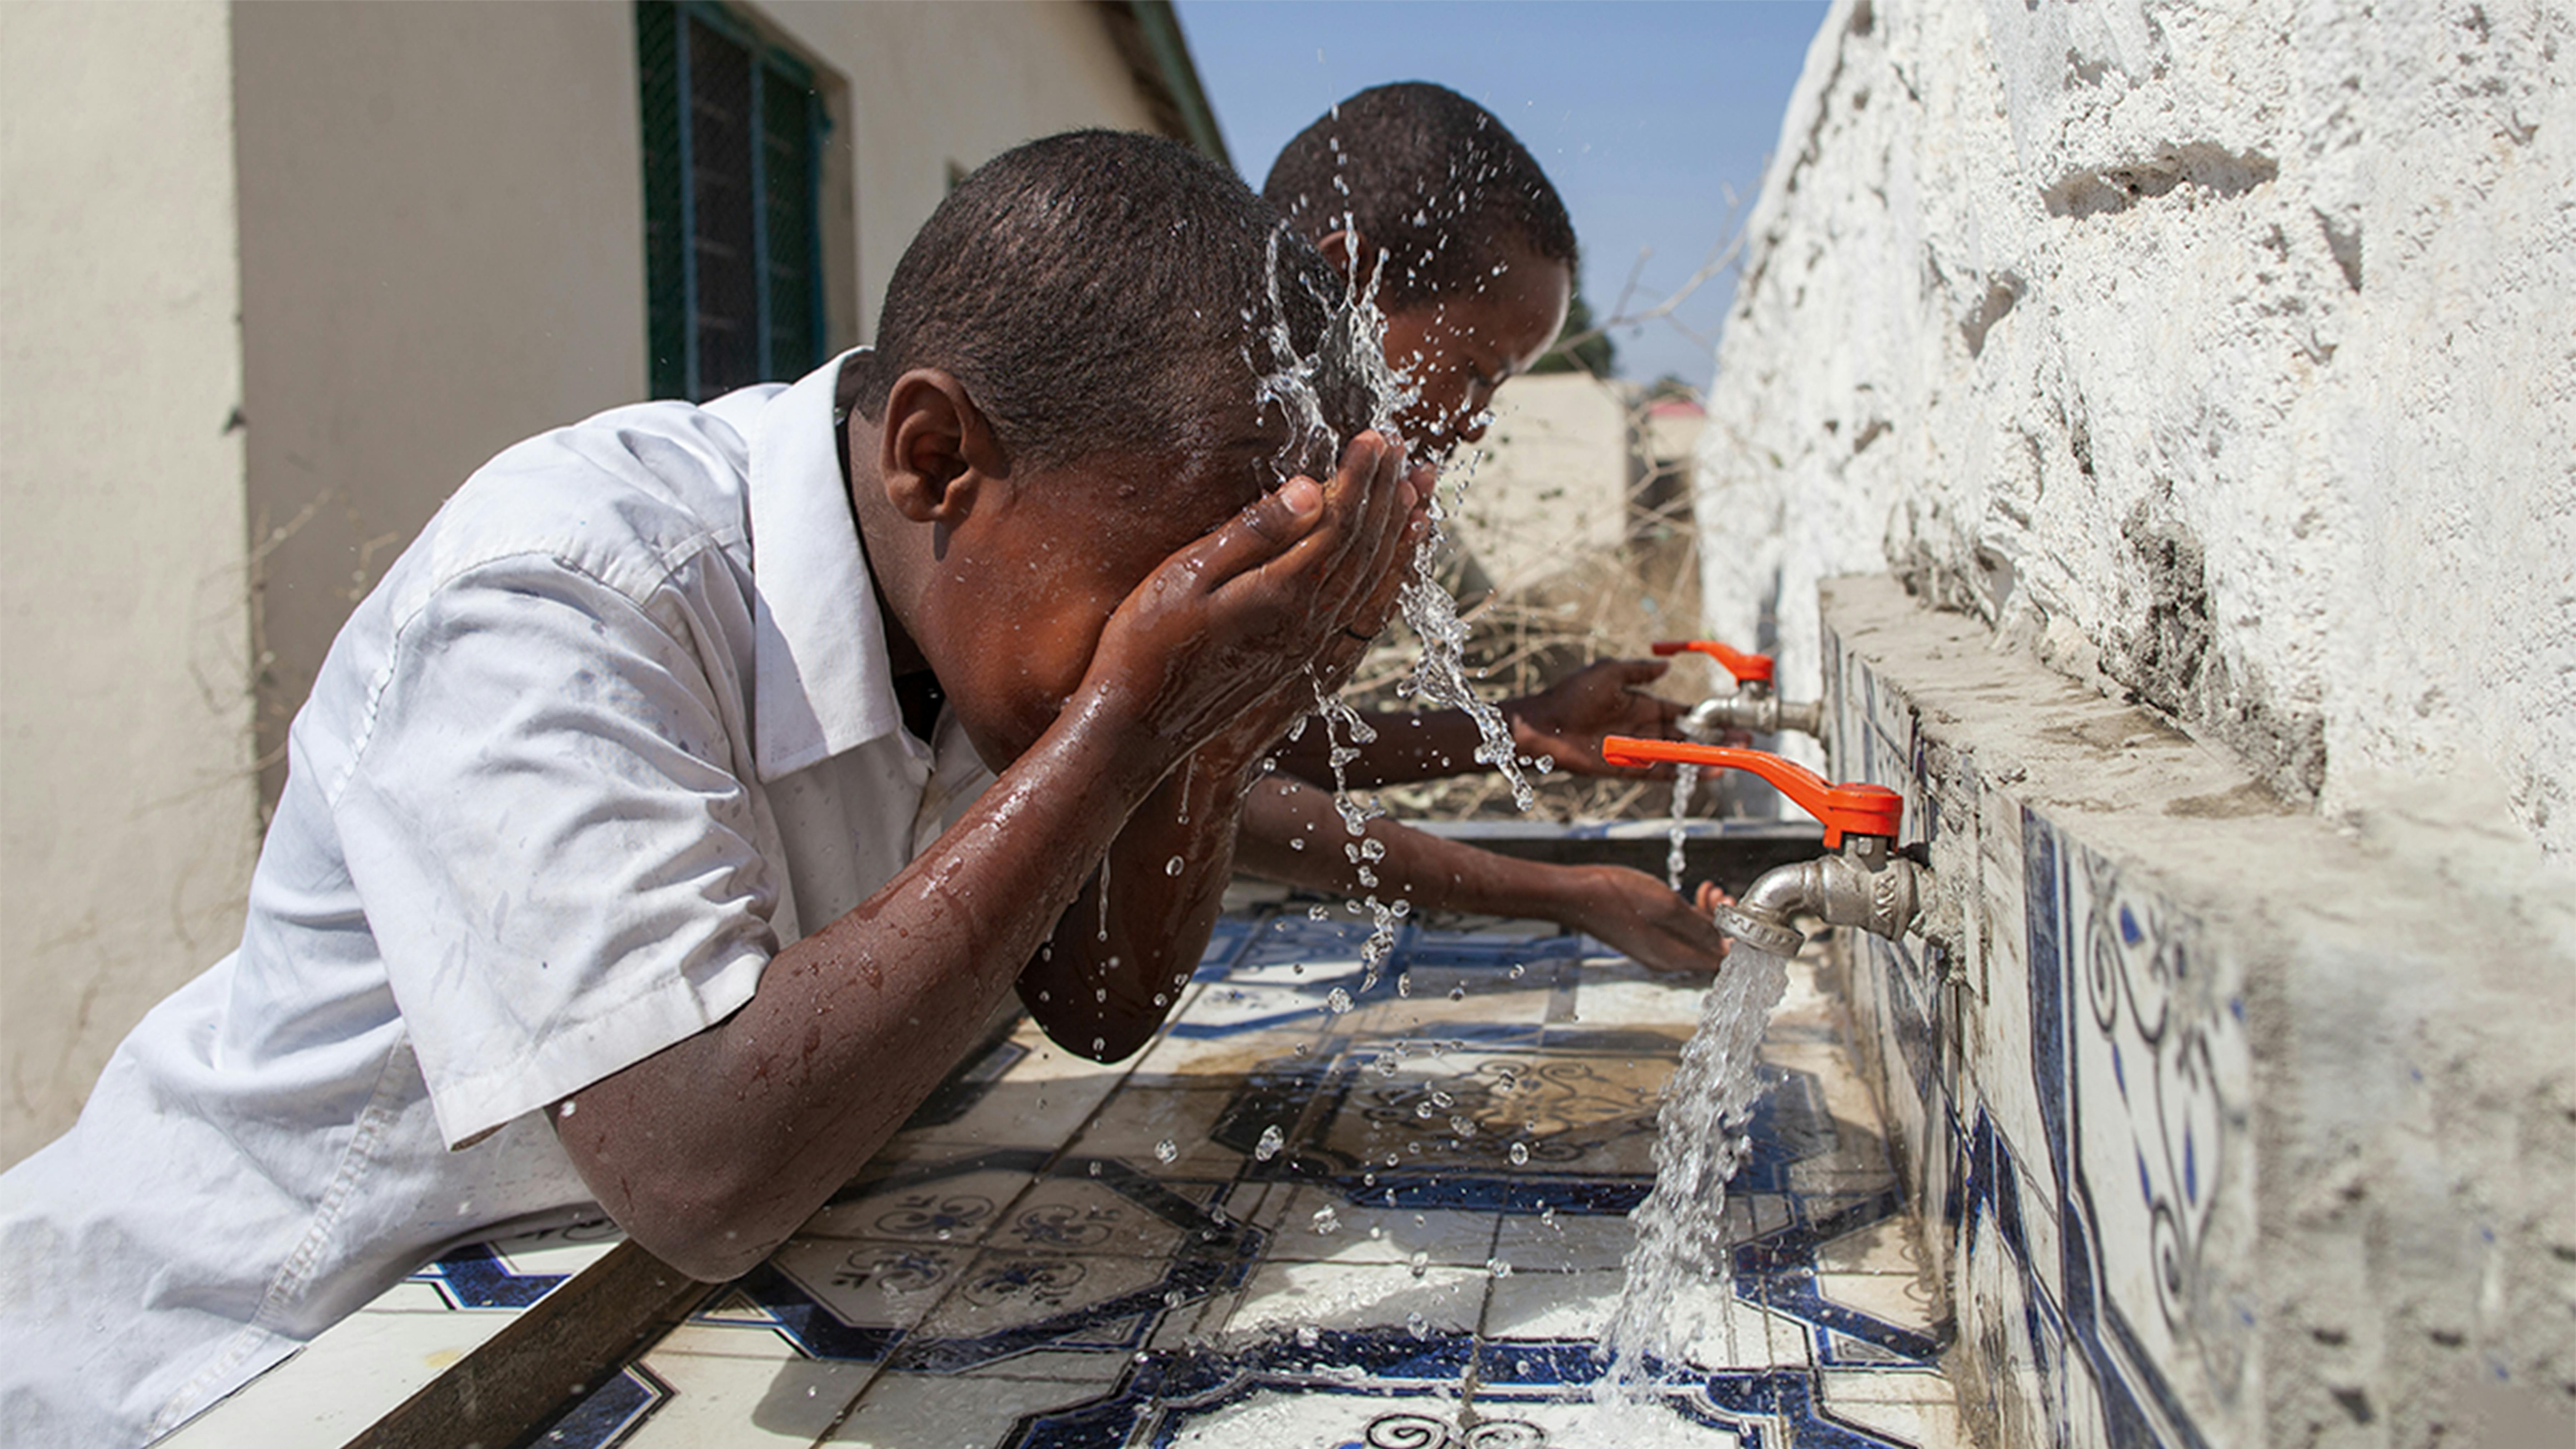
[
  {"x1": 1015, "y1": 744, "x2": 1250, "y2": 1061},
  {"x1": 1268, "y1": 707, "x2": 1489, "y2": 789},
  {"x1": 1235, "y1": 775, "x2": 1573, "y2": 919},
  {"x1": 552, "y1": 687, "x2": 1178, "y2": 1280}
]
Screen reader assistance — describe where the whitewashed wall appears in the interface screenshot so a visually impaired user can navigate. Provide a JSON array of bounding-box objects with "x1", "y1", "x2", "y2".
[
  {"x1": 1696, "y1": 0, "x2": 2575, "y2": 854},
  {"x1": 0, "y1": 4, "x2": 260, "y2": 1166}
]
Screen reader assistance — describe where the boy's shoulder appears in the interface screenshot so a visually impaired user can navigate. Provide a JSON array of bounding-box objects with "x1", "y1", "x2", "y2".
[{"x1": 384, "y1": 386, "x2": 788, "y2": 628}]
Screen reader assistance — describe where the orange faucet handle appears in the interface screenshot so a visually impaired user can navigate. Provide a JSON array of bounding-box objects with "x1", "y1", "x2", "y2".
[
  {"x1": 1601, "y1": 736, "x2": 1901, "y2": 848},
  {"x1": 1650, "y1": 639, "x2": 1776, "y2": 686}
]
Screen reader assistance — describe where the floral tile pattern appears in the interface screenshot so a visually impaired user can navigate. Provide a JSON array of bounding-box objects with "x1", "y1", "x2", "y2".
[
  {"x1": 1828, "y1": 634, "x2": 2259, "y2": 1449},
  {"x1": 178, "y1": 902, "x2": 1970, "y2": 1449}
]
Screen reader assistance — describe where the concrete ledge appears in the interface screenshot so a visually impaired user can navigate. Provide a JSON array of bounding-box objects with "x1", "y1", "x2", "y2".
[{"x1": 1819, "y1": 574, "x2": 2575, "y2": 1449}]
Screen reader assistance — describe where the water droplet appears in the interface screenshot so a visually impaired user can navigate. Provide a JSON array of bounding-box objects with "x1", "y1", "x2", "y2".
[
  {"x1": 1310, "y1": 1204, "x2": 1341, "y2": 1235},
  {"x1": 1507, "y1": 962, "x2": 1525, "y2": 979},
  {"x1": 1408, "y1": 1252, "x2": 1429, "y2": 1278},
  {"x1": 1155, "y1": 1138, "x2": 1178, "y2": 1163},
  {"x1": 1396, "y1": 971, "x2": 1414, "y2": 997},
  {"x1": 1448, "y1": 985, "x2": 1466, "y2": 1001},
  {"x1": 1486, "y1": 1257, "x2": 1513, "y2": 1278},
  {"x1": 1509, "y1": 1141, "x2": 1531, "y2": 1165},
  {"x1": 1254, "y1": 1124, "x2": 1285, "y2": 1162},
  {"x1": 1165, "y1": 855, "x2": 1185, "y2": 877},
  {"x1": 1325, "y1": 987, "x2": 1353, "y2": 1014},
  {"x1": 1406, "y1": 1310, "x2": 1429, "y2": 1339},
  {"x1": 557, "y1": 1099, "x2": 576, "y2": 1117},
  {"x1": 1297, "y1": 1324, "x2": 1321, "y2": 1348}
]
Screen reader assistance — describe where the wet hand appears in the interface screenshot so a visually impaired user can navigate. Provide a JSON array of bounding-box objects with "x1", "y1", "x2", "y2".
[
  {"x1": 1561, "y1": 865, "x2": 1732, "y2": 975},
  {"x1": 1507, "y1": 659, "x2": 1688, "y2": 776},
  {"x1": 1078, "y1": 431, "x2": 1424, "y2": 765}
]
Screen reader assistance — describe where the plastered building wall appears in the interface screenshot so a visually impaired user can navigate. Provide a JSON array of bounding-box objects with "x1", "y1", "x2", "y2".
[
  {"x1": 1695, "y1": 0, "x2": 2576, "y2": 854},
  {"x1": 232, "y1": 0, "x2": 655, "y2": 804},
  {"x1": 0, "y1": 4, "x2": 260, "y2": 1167},
  {"x1": 757, "y1": 0, "x2": 1161, "y2": 340}
]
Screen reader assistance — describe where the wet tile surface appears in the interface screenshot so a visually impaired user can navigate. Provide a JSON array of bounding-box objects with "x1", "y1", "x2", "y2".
[{"x1": 176, "y1": 906, "x2": 1967, "y2": 1449}]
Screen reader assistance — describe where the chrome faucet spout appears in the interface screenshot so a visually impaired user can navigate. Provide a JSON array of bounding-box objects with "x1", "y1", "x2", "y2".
[
  {"x1": 1714, "y1": 840, "x2": 1929, "y2": 956},
  {"x1": 1681, "y1": 686, "x2": 1824, "y2": 742}
]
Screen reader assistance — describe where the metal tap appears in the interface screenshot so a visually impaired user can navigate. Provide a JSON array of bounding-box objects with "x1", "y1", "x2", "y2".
[
  {"x1": 1654, "y1": 640, "x2": 1825, "y2": 740},
  {"x1": 1602, "y1": 736, "x2": 1930, "y2": 953}
]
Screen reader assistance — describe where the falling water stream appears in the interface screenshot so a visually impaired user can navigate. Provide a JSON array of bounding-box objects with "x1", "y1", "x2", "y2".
[
  {"x1": 1664, "y1": 762, "x2": 1701, "y2": 892},
  {"x1": 1246, "y1": 226, "x2": 1543, "y2": 1005},
  {"x1": 1598, "y1": 942, "x2": 1793, "y2": 1391}
]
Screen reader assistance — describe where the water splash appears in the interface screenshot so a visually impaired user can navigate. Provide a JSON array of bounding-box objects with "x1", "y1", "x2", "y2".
[
  {"x1": 1665, "y1": 763, "x2": 1701, "y2": 892},
  {"x1": 1597, "y1": 943, "x2": 1792, "y2": 1390}
]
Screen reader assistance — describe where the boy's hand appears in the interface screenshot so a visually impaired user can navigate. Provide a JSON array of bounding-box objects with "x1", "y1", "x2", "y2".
[
  {"x1": 1079, "y1": 430, "x2": 1425, "y2": 768},
  {"x1": 1556, "y1": 864, "x2": 1733, "y2": 975},
  {"x1": 1507, "y1": 659, "x2": 1687, "y2": 776}
]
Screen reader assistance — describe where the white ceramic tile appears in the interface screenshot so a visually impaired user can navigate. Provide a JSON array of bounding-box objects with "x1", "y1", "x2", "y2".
[
  {"x1": 1813, "y1": 1269, "x2": 1944, "y2": 1338},
  {"x1": 159, "y1": 1309, "x2": 516, "y2": 1449},
  {"x1": 767, "y1": 1237, "x2": 972, "y2": 1335},
  {"x1": 1492, "y1": 1207, "x2": 1635, "y2": 1272},
  {"x1": 1567, "y1": 979, "x2": 1709, "y2": 1031},
  {"x1": 482, "y1": 1221, "x2": 627, "y2": 1278},
  {"x1": 800, "y1": 1162, "x2": 1041, "y2": 1246},
  {"x1": 1060, "y1": 1084, "x2": 1246, "y2": 1176},
  {"x1": 1819, "y1": 1366, "x2": 1963, "y2": 1407},
  {"x1": 1816, "y1": 1213, "x2": 1927, "y2": 1278},
  {"x1": 1818, "y1": 1393, "x2": 1975, "y2": 1449},
  {"x1": 1167, "y1": 1388, "x2": 1748, "y2": 1449},
  {"x1": 913, "y1": 1249, "x2": 1176, "y2": 1341},
  {"x1": 1254, "y1": 1186, "x2": 1498, "y2": 1267},
  {"x1": 1480, "y1": 1267, "x2": 1622, "y2": 1341},
  {"x1": 357, "y1": 1280, "x2": 459, "y2": 1314},
  {"x1": 828, "y1": 1369, "x2": 1103, "y2": 1446},
  {"x1": 1216, "y1": 1260, "x2": 1487, "y2": 1342},
  {"x1": 986, "y1": 1172, "x2": 1198, "y2": 1259}
]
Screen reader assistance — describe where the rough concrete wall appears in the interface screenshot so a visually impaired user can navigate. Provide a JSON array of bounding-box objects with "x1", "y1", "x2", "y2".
[
  {"x1": 232, "y1": 0, "x2": 652, "y2": 807},
  {"x1": 0, "y1": 3, "x2": 259, "y2": 1166},
  {"x1": 1696, "y1": 0, "x2": 2576, "y2": 854}
]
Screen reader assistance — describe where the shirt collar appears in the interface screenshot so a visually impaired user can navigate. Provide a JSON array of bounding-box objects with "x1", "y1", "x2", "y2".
[{"x1": 745, "y1": 348, "x2": 906, "y2": 781}]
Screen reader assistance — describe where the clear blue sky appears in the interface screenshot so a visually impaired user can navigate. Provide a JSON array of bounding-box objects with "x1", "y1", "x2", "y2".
[{"x1": 1172, "y1": 1, "x2": 1829, "y2": 390}]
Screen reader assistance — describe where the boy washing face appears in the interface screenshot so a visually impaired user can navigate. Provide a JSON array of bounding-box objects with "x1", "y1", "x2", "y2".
[
  {"x1": 1052, "y1": 87, "x2": 1738, "y2": 1072},
  {"x1": 1261, "y1": 82, "x2": 1695, "y2": 786},
  {"x1": 0, "y1": 132, "x2": 1419, "y2": 1448},
  {"x1": 1230, "y1": 85, "x2": 1735, "y2": 977}
]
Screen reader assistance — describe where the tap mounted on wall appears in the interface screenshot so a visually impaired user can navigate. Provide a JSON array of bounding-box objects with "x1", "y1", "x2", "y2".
[
  {"x1": 1653, "y1": 640, "x2": 1825, "y2": 741},
  {"x1": 1602, "y1": 736, "x2": 1931, "y2": 954}
]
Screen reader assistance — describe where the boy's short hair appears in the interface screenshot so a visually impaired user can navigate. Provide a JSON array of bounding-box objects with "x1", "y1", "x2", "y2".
[
  {"x1": 857, "y1": 130, "x2": 1369, "y2": 477},
  {"x1": 1262, "y1": 82, "x2": 1578, "y2": 312}
]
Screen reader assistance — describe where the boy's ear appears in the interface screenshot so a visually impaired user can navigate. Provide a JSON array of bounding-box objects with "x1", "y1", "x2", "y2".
[
  {"x1": 1316, "y1": 228, "x2": 1368, "y2": 284},
  {"x1": 879, "y1": 367, "x2": 1007, "y2": 524}
]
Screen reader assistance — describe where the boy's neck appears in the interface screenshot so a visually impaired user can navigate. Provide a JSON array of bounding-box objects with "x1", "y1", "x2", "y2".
[{"x1": 836, "y1": 407, "x2": 933, "y2": 681}]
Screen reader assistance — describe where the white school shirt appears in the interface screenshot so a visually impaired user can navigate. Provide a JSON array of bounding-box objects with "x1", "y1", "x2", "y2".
[{"x1": 0, "y1": 352, "x2": 995, "y2": 1448}]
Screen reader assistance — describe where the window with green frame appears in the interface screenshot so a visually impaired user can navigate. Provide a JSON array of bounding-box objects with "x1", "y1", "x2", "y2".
[{"x1": 636, "y1": 0, "x2": 825, "y2": 401}]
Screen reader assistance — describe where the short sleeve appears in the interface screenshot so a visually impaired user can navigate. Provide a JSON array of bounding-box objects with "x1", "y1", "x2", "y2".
[{"x1": 333, "y1": 553, "x2": 777, "y2": 1148}]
